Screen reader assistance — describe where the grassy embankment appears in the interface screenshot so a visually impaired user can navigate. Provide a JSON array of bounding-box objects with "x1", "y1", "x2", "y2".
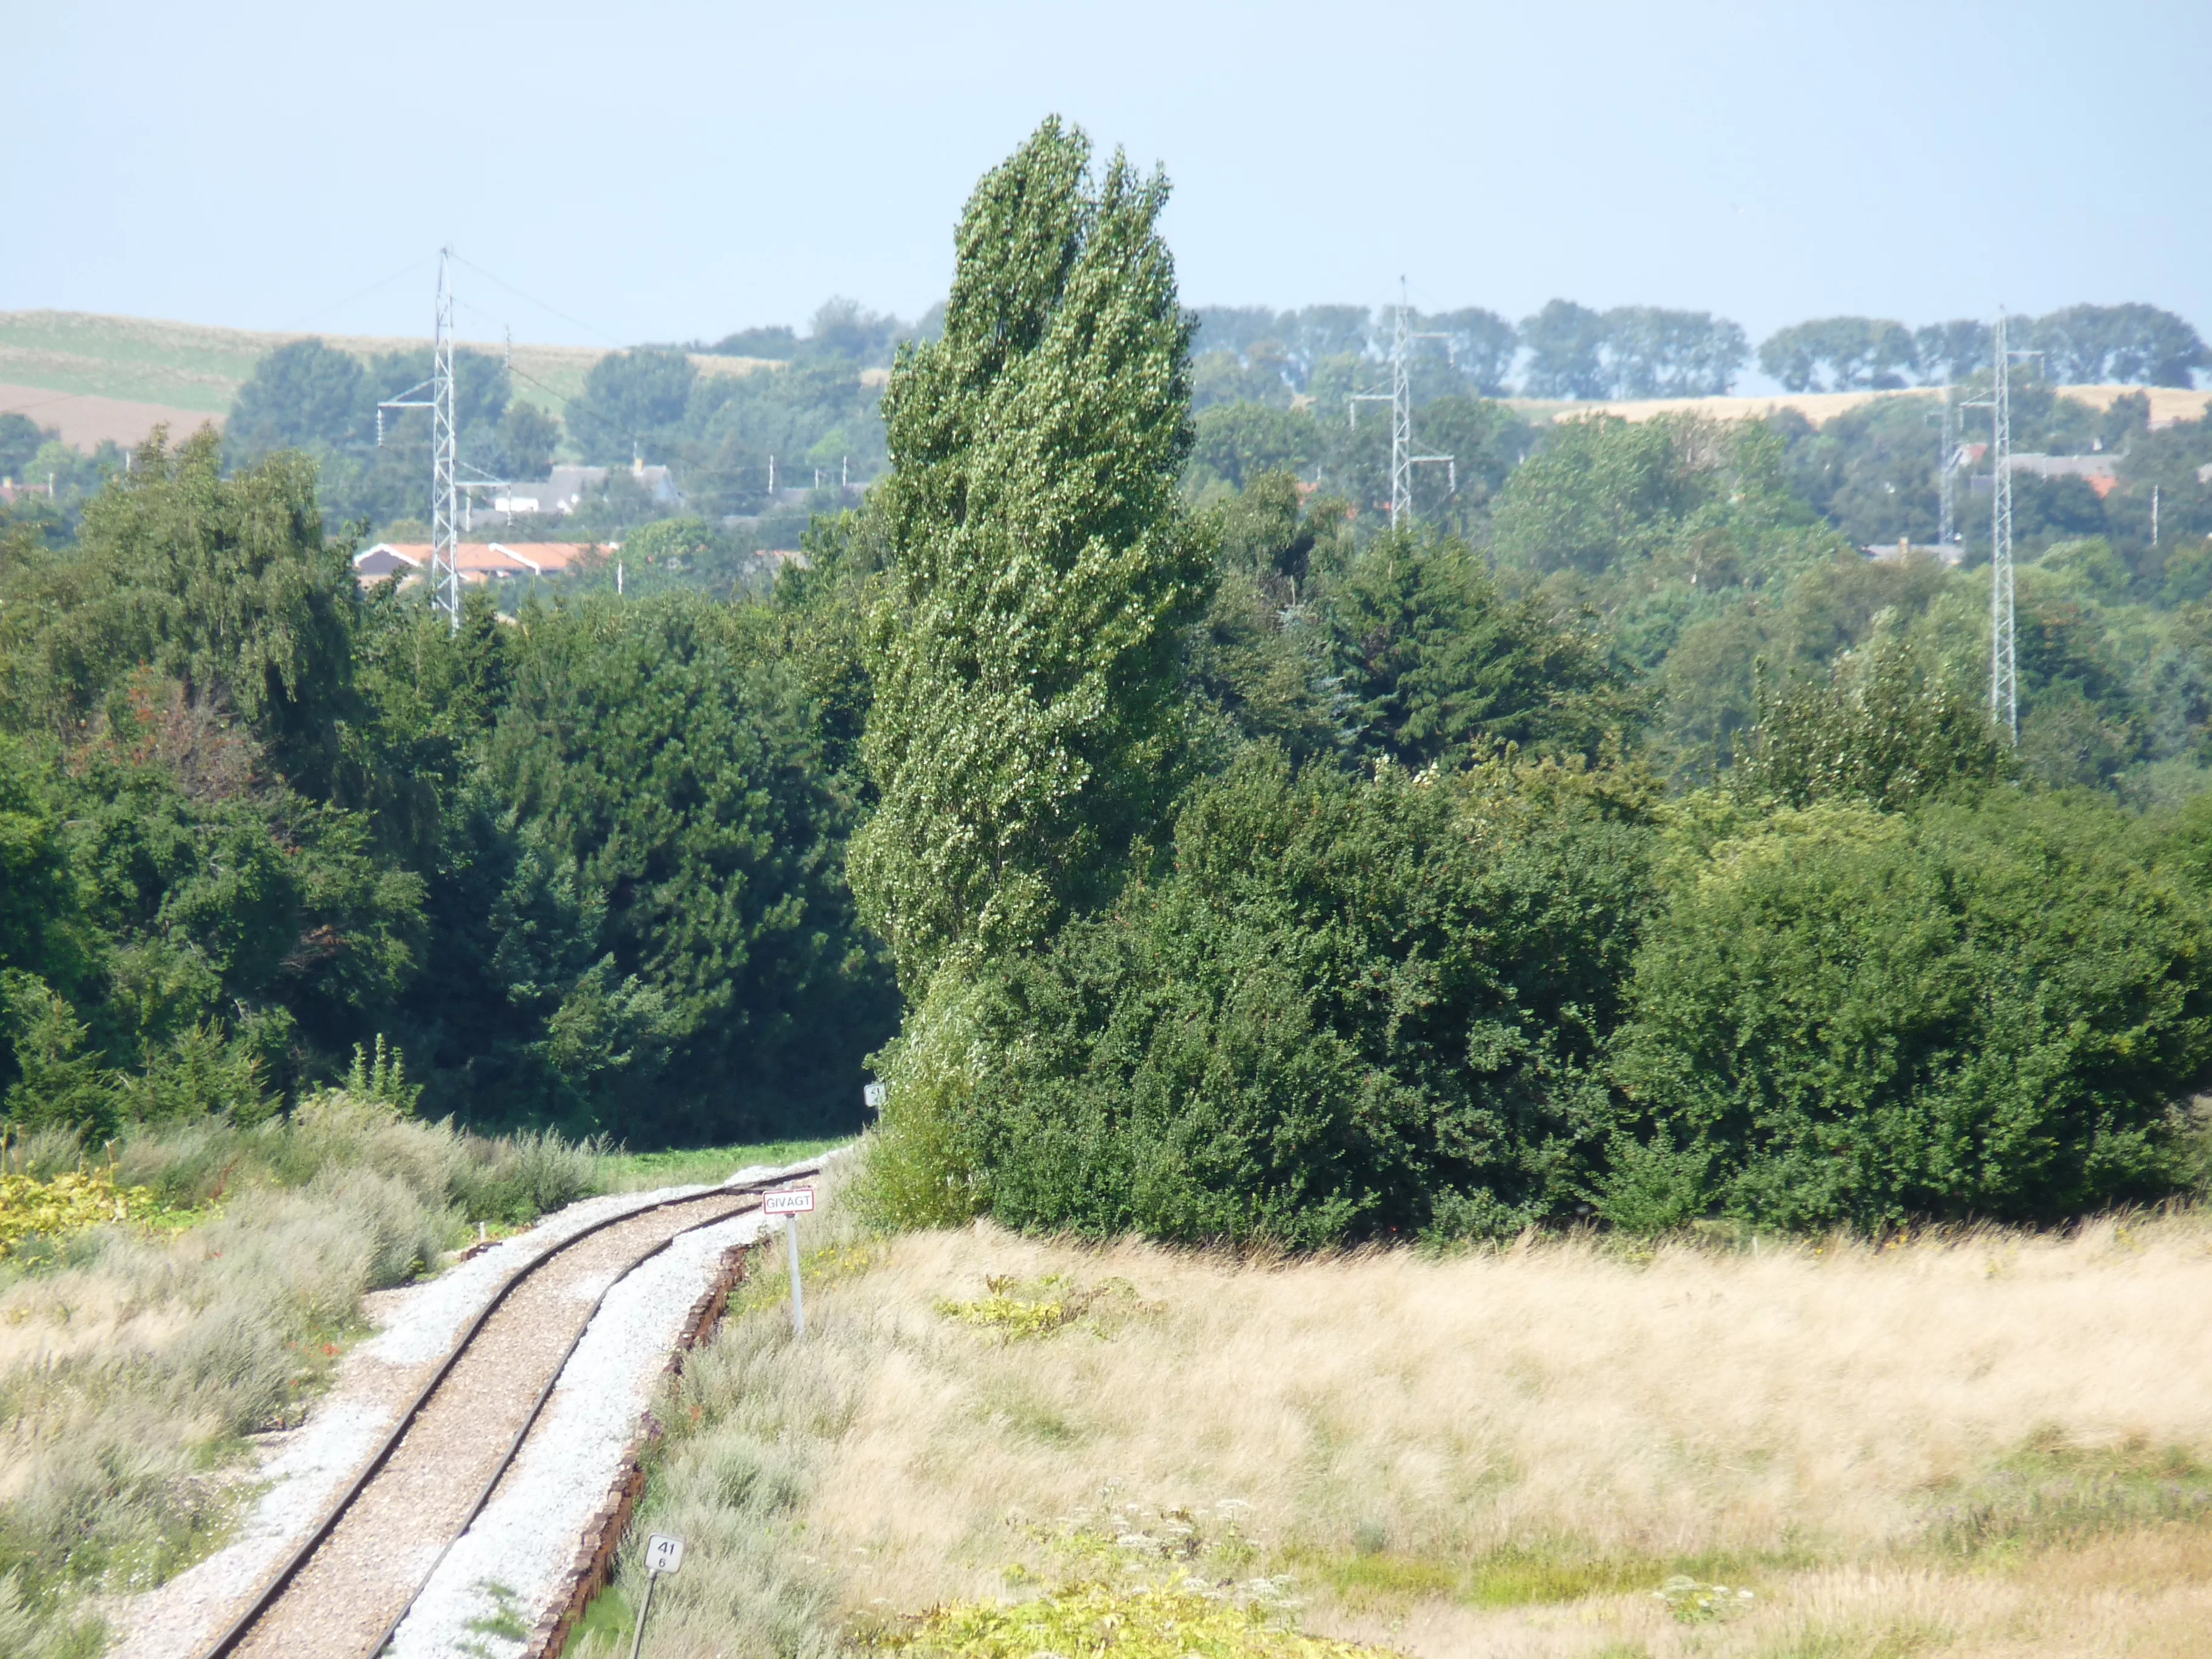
[
  {"x1": 0, "y1": 1111, "x2": 842, "y2": 1658},
  {"x1": 577, "y1": 1172, "x2": 2212, "y2": 1659}
]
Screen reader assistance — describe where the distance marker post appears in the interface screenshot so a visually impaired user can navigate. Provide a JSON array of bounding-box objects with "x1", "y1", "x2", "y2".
[
  {"x1": 628, "y1": 1533, "x2": 683, "y2": 1659},
  {"x1": 763, "y1": 1185, "x2": 816, "y2": 1337}
]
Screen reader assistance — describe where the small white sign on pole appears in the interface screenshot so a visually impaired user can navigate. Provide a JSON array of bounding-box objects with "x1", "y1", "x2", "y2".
[
  {"x1": 863, "y1": 1081, "x2": 887, "y2": 1111},
  {"x1": 764, "y1": 1187, "x2": 814, "y2": 1337},
  {"x1": 629, "y1": 1533, "x2": 685, "y2": 1657}
]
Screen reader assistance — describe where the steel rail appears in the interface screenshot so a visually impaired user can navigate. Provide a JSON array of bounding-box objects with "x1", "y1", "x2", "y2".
[
  {"x1": 360, "y1": 1197, "x2": 766, "y2": 1657},
  {"x1": 193, "y1": 1165, "x2": 819, "y2": 1659}
]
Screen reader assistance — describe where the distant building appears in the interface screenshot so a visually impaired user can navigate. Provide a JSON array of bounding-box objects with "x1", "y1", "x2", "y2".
[
  {"x1": 1966, "y1": 451, "x2": 2125, "y2": 500},
  {"x1": 482, "y1": 458, "x2": 683, "y2": 525},
  {"x1": 354, "y1": 541, "x2": 602, "y2": 586},
  {"x1": 2002, "y1": 451, "x2": 2111, "y2": 475}
]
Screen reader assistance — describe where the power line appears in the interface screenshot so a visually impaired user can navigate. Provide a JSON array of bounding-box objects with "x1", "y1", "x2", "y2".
[
  {"x1": 275, "y1": 255, "x2": 435, "y2": 334},
  {"x1": 446, "y1": 252, "x2": 631, "y2": 349}
]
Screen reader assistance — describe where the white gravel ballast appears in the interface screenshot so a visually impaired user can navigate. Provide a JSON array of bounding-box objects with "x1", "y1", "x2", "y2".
[
  {"x1": 102, "y1": 1167, "x2": 811, "y2": 1659},
  {"x1": 383, "y1": 1207, "x2": 775, "y2": 1659}
]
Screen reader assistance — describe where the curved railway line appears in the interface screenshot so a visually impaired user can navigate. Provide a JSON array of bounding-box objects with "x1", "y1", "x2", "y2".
[{"x1": 190, "y1": 1167, "x2": 817, "y2": 1659}]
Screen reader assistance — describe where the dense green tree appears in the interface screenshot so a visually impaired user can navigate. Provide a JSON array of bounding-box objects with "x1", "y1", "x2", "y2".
[
  {"x1": 12, "y1": 432, "x2": 358, "y2": 796},
  {"x1": 685, "y1": 361, "x2": 890, "y2": 516},
  {"x1": 1191, "y1": 347, "x2": 1295, "y2": 411},
  {"x1": 1758, "y1": 317, "x2": 1919, "y2": 392},
  {"x1": 1600, "y1": 307, "x2": 1748, "y2": 397},
  {"x1": 577, "y1": 348, "x2": 699, "y2": 464},
  {"x1": 1607, "y1": 795, "x2": 2212, "y2": 1229},
  {"x1": 1187, "y1": 401, "x2": 1319, "y2": 491},
  {"x1": 1769, "y1": 396, "x2": 1944, "y2": 549},
  {"x1": 1734, "y1": 637, "x2": 2011, "y2": 810},
  {"x1": 1519, "y1": 300, "x2": 1609, "y2": 399},
  {"x1": 466, "y1": 594, "x2": 894, "y2": 1141},
  {"x1": 492, "y1": 400, "x2": 561, "y2": 478},
  {"x1": 947, "y1": 750, "x2": 1654, "y2": 1244},
  {"x1": 799, "y1": 297, "x2": 907, "y2": 364},
  {"x1": 1419, "y1": 307, "x2": 1519, "y2": 397},
  {"x1": 0, "y1": 739, "x2": 76, "y2": 980},
  {"x1": 1182, "y1": 475, "x2": 1352, "y2": 766},
  {"x1": 2029, "y1": 303, "x2": 2207, "y2": 387},
  {"x1": 850, "y1": 117, "x2": 1213, "y2": 986},
  {"x1": 1912, "y1": 320, "x2": 1992, "y2": 386},
  {"x1": 709, "y1": 324, "x2": 800, "y2": 359},
  {"x1": 226, "y1": 338, "x2": 369, "y2": 459},
  {"x1": 1322, "y1": 526, "x2": 1634, "y2": 767},
  {"x1": 0, "y1": 414, "x2": 56, "y2": 482}
]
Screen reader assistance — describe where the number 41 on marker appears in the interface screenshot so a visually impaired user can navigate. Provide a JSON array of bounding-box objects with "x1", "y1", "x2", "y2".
[{"x1": 628, "y1": 1533, "x2": 683, "y2": 1657}]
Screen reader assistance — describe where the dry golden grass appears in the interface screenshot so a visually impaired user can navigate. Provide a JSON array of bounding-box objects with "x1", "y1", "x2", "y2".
[{"x1": 621, "y1": 1199, "x2": 2212, "y2": 1658}]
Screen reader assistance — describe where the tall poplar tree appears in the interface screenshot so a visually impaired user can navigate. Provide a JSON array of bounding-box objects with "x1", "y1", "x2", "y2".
[{"x1": 849, "y1": 118, "x2": 1211, "y2": 989}]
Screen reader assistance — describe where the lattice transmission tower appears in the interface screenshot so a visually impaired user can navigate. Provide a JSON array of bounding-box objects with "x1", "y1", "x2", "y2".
[
  {"x1": 1988, "y1": 312, "x2": 2017, "y2": 741},
  {"x1": 377, "y1": 249, "x2": 463, "y2": 628},
  {"x1": 1348, "y1": 280, "x2": 1456, "y2": 527},
  {"x1": 1961, "y1": 312, "x2": 2031, "y2": 742}
]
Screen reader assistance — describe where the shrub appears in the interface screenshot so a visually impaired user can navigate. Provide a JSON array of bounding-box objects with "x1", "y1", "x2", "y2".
[
  {"x1": 882, "y1": 749, "x2": 1652, "y2": 1245},
  {"x1": 1604, "y1": 794, "x2": 2212, "y2": 1229}
]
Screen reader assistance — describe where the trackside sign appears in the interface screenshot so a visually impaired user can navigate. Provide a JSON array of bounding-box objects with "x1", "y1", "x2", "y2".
[{"x1": 763, "y1": 1187, "x2": 816, "y2": 1216}]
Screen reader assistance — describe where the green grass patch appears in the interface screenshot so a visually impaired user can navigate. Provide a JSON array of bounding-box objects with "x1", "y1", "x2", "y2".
[
  {"x1": 874, "y1": 1579, "x2": 1395, "y2": 1659},
  {"x1": 1758, "y1": 1622, "x2": 1948, "y2": 1659},
  {"x1": 596, "y1": 1137, "x2": 846, "y2": 1192},
  {"x1": 461, "y1": 1580, "x2": 531, "y2": 1648},
  {"x1": 1926, "y1": 1434, "x2": 2212, "y2": 1559},
  {"x1": 558, "y1": 1581, "x2": 635, "y2": 1656},
  {"x1": 1310, "y1": 1541, "x2": 1784, "y2": 1613}
]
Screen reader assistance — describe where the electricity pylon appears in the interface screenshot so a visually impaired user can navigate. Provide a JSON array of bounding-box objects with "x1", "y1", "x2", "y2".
[
  {"x1": 1962, "y1": 312, "x2": 2031, "y2": 742},
  {"x1": 378, "y1": 249, "x2": 462, "y2": 628},
  {"x1": 1988, "y1": 312, "x2": 2016, "y2": 741},
  {"x1": 1348, "y1": 280, "x2": 1455, "y2": 528}
]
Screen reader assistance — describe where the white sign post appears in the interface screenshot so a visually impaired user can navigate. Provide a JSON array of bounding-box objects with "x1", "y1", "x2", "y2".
[
  {"x1": 863, "y1": 1081, "x2": 887, "y2": 1112},
  {"x1": 763, "y1": 1186, "x2": 815, "y2": 1338},
  {"x1": 628, "y1": 1533, "x2": 683, "y2": 1659}
]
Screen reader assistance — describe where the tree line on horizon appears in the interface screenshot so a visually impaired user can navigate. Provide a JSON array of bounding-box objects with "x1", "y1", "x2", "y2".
[{"x1": 1188, "y1": 298, "x2": 2210, "y2": 404}]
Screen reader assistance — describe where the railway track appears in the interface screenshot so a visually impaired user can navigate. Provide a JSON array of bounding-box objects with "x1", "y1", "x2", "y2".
[{"x1": 192, "y1": 1168, "x2": 816, "y2": 1659}]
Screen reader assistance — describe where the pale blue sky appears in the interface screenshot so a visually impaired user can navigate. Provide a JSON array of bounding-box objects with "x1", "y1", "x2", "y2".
[{"x1": 8, "y1": 0, "x2": 2207, "y2": 357}]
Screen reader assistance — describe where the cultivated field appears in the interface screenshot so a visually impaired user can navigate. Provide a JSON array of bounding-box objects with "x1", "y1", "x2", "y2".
[
  {"x1": 612, "y1": 1190, "x2": 2212, "y2": 1658},
  {"x1": 0, "y1": 310, "x2": 790, "y2": 452}
]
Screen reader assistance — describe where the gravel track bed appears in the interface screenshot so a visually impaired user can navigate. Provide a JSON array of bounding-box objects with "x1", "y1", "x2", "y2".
[
  {"x1": 109, "y1": 1186, "x2": 725, "y2": 1659},
  {"x1": 224, "y1": 1194, "x2": 760, "y2": 1659},
  {"x1": 384, "y1": 1208, "x2": 774, "y2": 1659}
]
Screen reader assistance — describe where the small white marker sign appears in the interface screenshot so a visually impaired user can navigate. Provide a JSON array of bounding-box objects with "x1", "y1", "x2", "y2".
[
  {"x1": 645, "y1": 1533, "x2": 684, "y2": 1575},
  {"x1": 763, "y1": 1186, "x2": 816, "y2": 1216},
  {"x1": 863, "y1": 1081, "x2": 887, "y2": 1110}
]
